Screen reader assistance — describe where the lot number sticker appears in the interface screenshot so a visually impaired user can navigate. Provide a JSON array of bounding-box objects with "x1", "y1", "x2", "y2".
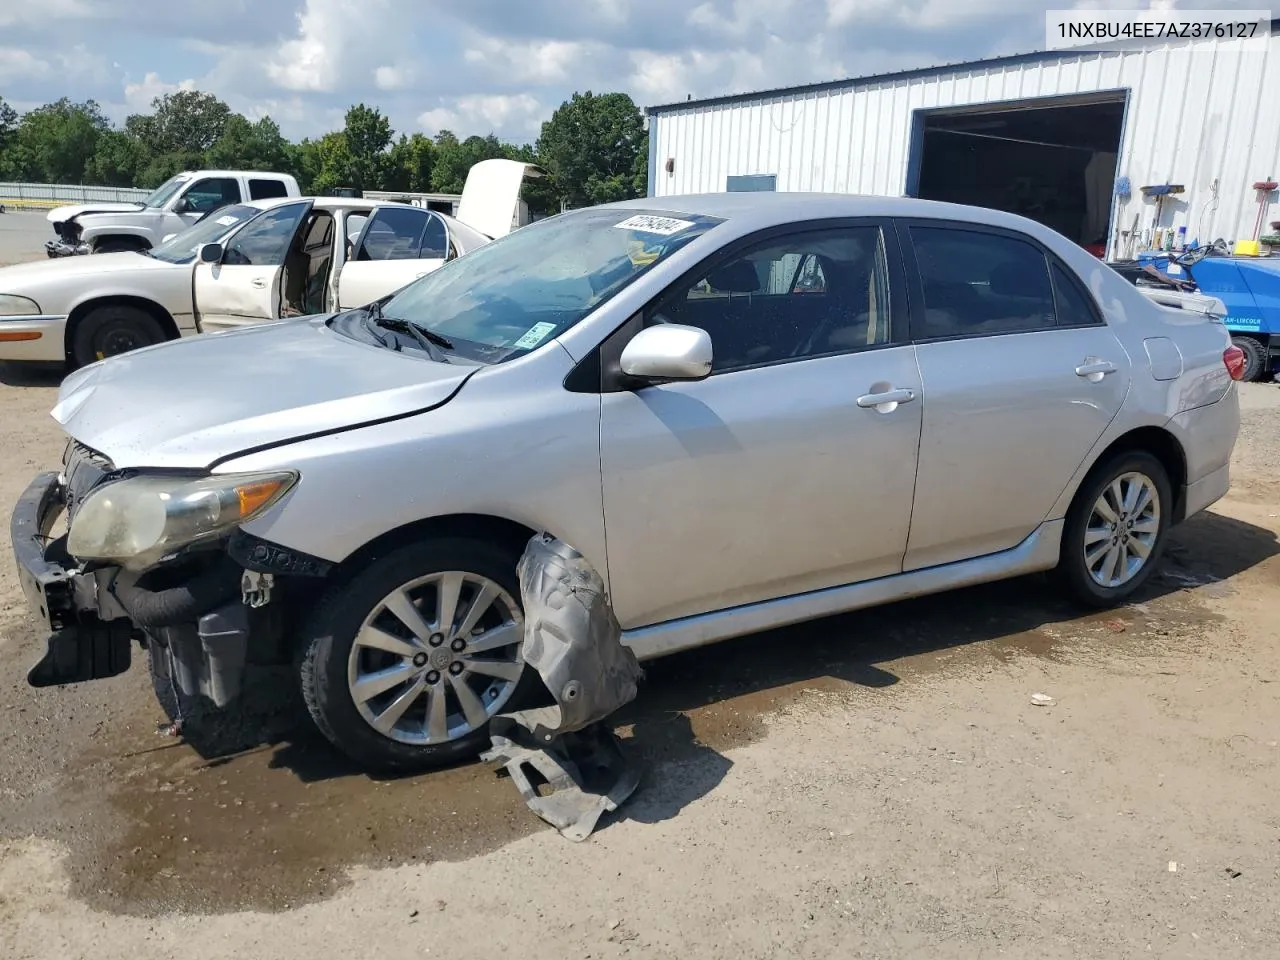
[
  {"x1": 513, "y1": 321, "x2": 558, "y2": 349},
  {"x1": 615, "y1": 214, "x2": 694, "y2": 236},
  {"x1": 215, "y1": 215, "x2": 241, "y2": 226}
]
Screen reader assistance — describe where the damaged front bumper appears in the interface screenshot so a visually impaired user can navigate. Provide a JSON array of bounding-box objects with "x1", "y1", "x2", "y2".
[
  {"x1": 10, "y1": 470, "x2": 305, "y2": 708},
  {"x1": 44, "y1": 239, "x2": 89, "y2": 258}
]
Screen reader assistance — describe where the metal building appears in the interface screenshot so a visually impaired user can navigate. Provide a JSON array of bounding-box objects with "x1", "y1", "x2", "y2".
[{"x1": 644, "y1": 20, "x2": 1280, "y2": 260}]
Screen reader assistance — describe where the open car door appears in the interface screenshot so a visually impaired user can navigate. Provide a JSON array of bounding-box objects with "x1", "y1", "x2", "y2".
[
  {"x1": 335, "y1": 206, "x2": 450, "y2": 310},
  {"x1": 194, "y1": 200, "x2": 313, "y2": 333}
]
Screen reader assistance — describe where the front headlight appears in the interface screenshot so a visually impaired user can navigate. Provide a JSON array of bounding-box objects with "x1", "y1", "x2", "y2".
[
  {"x1": 67, "y1": 470, "x2": 298, "y2": 566},
  {"x1": 0, "y1": 294, "x2": 41, "y2": 316}
]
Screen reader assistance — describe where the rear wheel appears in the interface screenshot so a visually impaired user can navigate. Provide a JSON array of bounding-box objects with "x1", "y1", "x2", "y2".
[
  {"x1": 1055, "y1": 450, "x2": 1172, "y2": 608},
  {"x1": 70, "y1": 304, "x2": 168, "y2": 367},
  {"x1": 298, "y1": 538, "x2": 533, "y2": 773},
  {"x1": 1231, "y1": 336, "x2": 1265, "y2": 382}
]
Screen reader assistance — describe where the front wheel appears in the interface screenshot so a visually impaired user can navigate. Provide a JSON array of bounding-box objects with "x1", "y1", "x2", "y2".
[
  {"x1": 298, "y1": 538, "x2": 532, "y2": 773},
  {"x1": 70, "y1": 304, "x2": 168, "y2": 367},
  {"x1": 1055, "y1": 450, "x2": 1172, "y2": 608}
]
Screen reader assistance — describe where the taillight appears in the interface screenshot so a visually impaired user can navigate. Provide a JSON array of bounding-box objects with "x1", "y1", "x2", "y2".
[{"x1": 1224, "y1": 344, "x2": 1247, "y2": 380}]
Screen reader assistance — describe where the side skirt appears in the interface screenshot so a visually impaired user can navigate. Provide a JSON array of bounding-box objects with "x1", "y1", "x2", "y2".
[{"x1": 621, "y1": 520, "x2": 1065, "y2": 662}]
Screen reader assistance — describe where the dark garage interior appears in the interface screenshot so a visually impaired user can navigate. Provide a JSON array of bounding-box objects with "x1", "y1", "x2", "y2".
[{"x1": 912, "y1": 97, "x2": 1126, "y2": 252}]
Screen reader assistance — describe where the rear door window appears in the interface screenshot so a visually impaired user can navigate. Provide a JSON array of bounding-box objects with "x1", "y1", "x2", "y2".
[
  {"x1": 249, "y1": 178, "x2": 290, "y2": 200},
  {"x1": 354, "y1": 207, "x2": 447, "y2": 261}
]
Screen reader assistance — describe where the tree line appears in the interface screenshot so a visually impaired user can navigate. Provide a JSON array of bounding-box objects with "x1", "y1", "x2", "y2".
[{"x1": 0, "y1": 89, "x2": 650, "y2": 214}]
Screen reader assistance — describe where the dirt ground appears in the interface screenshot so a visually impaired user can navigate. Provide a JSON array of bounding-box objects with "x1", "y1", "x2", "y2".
[{"x1": 2, "y1": 329, "x2": 1279, "y2": 957}]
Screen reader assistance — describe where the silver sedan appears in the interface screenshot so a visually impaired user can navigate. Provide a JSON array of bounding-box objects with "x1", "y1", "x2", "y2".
[{"x1": 11, "y1": 193, "x2": 1243, "y2": 772}]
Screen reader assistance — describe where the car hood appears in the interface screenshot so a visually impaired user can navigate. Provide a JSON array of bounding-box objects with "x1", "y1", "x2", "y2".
[
  {"x1": 47, "y1": 202, "x2": 145, "y2": 223},
  {"x1": 0, "y1": 251, "x2": 178, "y2": 291},
  {"x1": 51, "y1": 317, "x2": 478, "y2": 470}
]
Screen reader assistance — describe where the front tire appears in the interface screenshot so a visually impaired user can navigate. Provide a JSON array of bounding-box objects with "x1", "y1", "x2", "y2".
[
  {"x1": 70, "y1": 304, "x2": 167, "y2": 367},
  {"x1": 298, "y1": 538, "x2": 532, "y2": 773},
  {"x1": 1055, "y1": 450, "x2": 1172, "y2": 608}
]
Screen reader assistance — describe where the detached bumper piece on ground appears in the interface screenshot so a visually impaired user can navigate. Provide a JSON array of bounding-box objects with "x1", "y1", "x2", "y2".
[{"x1": 482, "y1": 533, "x2": 644, "y2": 841}]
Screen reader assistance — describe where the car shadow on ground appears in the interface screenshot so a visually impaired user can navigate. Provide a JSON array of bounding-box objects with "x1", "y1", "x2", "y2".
[
  {"x1": 172, "y1": 509, "x2": 1278, "y2": 827},
  {"x1": 0, "y1": 361, "x2": 63, "y2": 388}
]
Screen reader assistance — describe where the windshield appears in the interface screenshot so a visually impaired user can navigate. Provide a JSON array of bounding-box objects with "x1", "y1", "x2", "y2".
[
  {"x1": 140, "y1": 175, "x2": 192, "y2": 209},
  {"x1": 148, "y1": 204, "x2": 260, "y2": 264},
  {"x1": 347, "y1": 207, "x2": 723, "y2": 363}
]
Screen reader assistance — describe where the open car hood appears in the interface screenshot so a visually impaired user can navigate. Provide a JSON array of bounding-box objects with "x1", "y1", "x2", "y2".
[
  {"x1": 454, "y1": 158, "x2": 541, "y2": 240},
  {"x1": 51, "y1": 317, "x2": 477, "y2": 470}
]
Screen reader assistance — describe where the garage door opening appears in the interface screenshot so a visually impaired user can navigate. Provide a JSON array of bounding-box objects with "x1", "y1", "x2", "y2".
[{"x1": 911, "y1": 95, "x2": 1126, "y2": 255}]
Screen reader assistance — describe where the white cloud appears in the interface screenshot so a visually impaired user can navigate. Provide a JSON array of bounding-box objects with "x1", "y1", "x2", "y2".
[
  {"x1": 0, "y1": 49, "x2": 52, "y2": 84},
  {"x1": 418, "y1": 93, "x2": 543, "y2": 138},
  {"x1": 374, "y1": 65, "x2": 413, "y2": 91},
  {"x1": 462, "y1": 37, "x2": 600, "y2": 85},
  {"x1": 122, "y1": 71, "x2": 197, "y2": 111}
]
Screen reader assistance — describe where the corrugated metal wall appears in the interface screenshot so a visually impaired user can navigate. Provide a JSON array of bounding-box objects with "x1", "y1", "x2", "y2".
[{"x1": 648, "y1": 35, "x2": 1280, "y2": 256}]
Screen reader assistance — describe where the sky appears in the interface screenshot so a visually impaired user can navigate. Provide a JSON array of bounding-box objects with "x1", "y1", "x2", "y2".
[{"x1": 0, "y1": 0, "x2": 1266, "y2": 145}]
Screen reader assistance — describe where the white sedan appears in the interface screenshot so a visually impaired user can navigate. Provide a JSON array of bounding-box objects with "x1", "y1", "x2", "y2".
[{"x1": 0, "y1": 159, "x2": 534, "y2": 367}]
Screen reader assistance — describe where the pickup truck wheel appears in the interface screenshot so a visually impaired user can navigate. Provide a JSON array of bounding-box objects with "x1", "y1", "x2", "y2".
[
  {"x1": 1231, "y1": 336, "x2": 1265, "y2": 382},
  {"x1": 1055, "y1": 450, "x2": 1172, "y2": 608},
  {"x1": 71, "y1": 305, "x2": 167, "y2": 367},
  {"x1": 298, "y1": 538, "x2": 533, "y2": 773},
  {"x1": 93, "y1": 238, "x2": 141, "y2": 254}
]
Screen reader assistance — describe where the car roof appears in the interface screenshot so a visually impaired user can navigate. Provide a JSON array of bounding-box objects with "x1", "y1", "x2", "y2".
[
  {"x1": 239, "y1": 196, "x2": 413, "y2": 213},
  {"x1": 598, "y1": 192, "x2": 1062, "y2": 237}
]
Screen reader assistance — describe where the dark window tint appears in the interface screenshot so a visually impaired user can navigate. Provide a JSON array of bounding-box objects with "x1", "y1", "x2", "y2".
[
  {"x1": 356, "y1": 208, "x2": 446, "y2": 261},
  {"x1": 222, "y1": 203, "x2": 310, "y2": 266},
  {"x1": 909, "y1": 227, "x2": 1056, "y2": 339},
  {"x1": 1051, "y1": 261, "x2": 1101, "y2": 327},
  {"x1": 183, "y1": 178, "x2": 241, "y2": 214},
  {"x1": 249, "y1": 178, "x2": 290, "y2": 200},
  {"x1": 655, "y1": 225, "x2": 892, "y2": 373}
]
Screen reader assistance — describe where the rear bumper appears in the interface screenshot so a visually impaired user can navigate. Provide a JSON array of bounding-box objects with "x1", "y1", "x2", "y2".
[
  {"x1": 1184, "y1": 462, "x2": 1230, "y2": 519},
  {"x1": 1170, "y1": 385, "x2": 1240, "y2": 521},
  {"x1": 0, "y1": 316, "x2": 67, "y2": 362}
]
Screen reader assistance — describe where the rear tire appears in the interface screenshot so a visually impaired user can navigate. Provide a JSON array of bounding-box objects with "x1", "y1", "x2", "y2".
[
  {"x1": 1055, "y1": 450, "x2": 1172, "y2": 608},
  {"x1": 1232, "y1": 336, "x2": 1265, "y2": 382},
  {"x1": 70, "y1": 304, "x2": 168, "y2": 367}
]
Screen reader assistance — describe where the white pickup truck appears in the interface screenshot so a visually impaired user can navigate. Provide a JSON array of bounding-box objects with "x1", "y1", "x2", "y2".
[{"x1": 46, "y1": 170, "x2": 301, "y2": 257}]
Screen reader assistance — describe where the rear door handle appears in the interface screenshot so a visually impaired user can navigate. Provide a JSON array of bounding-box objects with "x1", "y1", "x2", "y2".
[
  {"x1": 1075, "y1": 359, "x2": 1117, "y2": 381},
  {"x1": 251, "y1": 278, "x2": 267, "y2": 289},
  {"x1": 856, "y1": 387, "x2": 916, "y2": 411}
]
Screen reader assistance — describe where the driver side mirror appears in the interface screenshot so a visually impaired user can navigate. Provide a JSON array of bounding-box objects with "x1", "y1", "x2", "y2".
[
  {"x1": 173, "y1": 197, "x2": 191, "y2": 214},
  {"x1": 619, "y1": 323, "x2": 713, "y2": 382},
  {"x1": 197, "y1": 243, "x2": 223, "y2": 264}
]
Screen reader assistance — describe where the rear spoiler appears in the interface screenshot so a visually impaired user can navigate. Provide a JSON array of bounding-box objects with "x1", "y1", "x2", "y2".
[{"x1": 1137, "y1": 285, "x2": 1229, "y2": 320}]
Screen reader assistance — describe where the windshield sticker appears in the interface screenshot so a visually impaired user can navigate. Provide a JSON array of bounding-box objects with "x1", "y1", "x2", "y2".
[
  {"x1": 614, "y1": 214, "x2": 695, "y2": 236},
  {"x1": 214, "y1": 214, "x2": 241, "y2": 226},
  {"x1": 513, "y1": 321, "x2": 558, "y2": 350}
]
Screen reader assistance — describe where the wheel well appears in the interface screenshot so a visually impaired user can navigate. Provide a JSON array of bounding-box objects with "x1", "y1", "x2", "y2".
[
  {"x1": 93, "y1": 235, "x2": 151, "y2": 251},
  {"x1": 324, "y1": 513, "x2": 538, "y2": 591},
  {"x1": 65, "y1": 296, "x2": 181, "y2": 359},
  {"x1": 1085, "y1": 426, "x2": 1189, "y2": 522}
]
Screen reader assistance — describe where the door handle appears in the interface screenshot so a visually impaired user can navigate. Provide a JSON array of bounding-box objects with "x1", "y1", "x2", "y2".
[
  {"x1": 1075, "y1": 359, "x2": 1116, "y2": 381},
  {"x1": 251, "y1": 278, "x2": 266, "y2": 289},
  {"x1": 856, "y1": 387, "x2": 916, "y2": 411}
]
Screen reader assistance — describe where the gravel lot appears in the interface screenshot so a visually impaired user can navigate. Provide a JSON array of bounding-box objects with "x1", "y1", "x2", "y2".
[{"x1": 1, "y1": 289, "x2": 1279, "y2": 957}]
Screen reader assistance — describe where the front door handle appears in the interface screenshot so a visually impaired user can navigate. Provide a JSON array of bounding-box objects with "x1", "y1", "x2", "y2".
[
  {"x1": 1075, "y1": 358, "x2": 1117, "y2": 381},
  {"x1": 856, "y1": 387, "x2": 916, "y2": 411},
  {"x1": 251, "y1": 278, "x2": 267, "y2": 289}
]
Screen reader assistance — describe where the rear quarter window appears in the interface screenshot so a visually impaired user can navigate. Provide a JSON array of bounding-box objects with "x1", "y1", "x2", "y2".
[{"x1": 249, "y1": 178, "x2": 291, "y2": 200}]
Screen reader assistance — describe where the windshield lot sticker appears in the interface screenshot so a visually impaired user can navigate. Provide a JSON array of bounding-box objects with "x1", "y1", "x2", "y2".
[
  {"x1": 215, "y1": 215, "x2": 241, "y2": 226},
  {"x1": 615, "y1": 214, "x2": 695, "y2": 236},
  {"x1": 514, "y1": 321, "x2": 558, "y2": 349}
]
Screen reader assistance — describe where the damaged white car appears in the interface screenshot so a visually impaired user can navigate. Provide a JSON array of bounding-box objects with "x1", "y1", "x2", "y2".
[
  {"x1": 10, "y1": 194, "x2": 1241, "y2": 774},
  {"x1": 0, "y1": 159, "x2": 535, "y2": 368}
]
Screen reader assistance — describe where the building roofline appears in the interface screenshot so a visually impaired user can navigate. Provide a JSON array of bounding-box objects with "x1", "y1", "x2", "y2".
[{"x1": 644, "y1": 18, "x2": 1280, "y2": 115}]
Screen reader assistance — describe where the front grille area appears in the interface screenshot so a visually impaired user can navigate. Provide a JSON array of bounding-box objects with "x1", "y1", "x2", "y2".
[{"x1": 62, "y1": 440, "x2": 114, "y2": 522}]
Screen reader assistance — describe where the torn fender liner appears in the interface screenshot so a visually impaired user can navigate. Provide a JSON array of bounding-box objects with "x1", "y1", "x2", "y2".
[{"x1": 482, "y1": 533, "x2": 644, "y2": 841}]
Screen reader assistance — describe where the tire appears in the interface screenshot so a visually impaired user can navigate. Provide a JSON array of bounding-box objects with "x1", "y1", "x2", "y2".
[
  {"x1": 1232, "y1": 336, "x2": 1265, "y2": 383},
  {"x1": 1055, "y1": 450, "x2": 1173, "y2": 608},
  {"x1": 298, "y1": 537, "x2": 534, "y2": 773},
  {"x1": 70, "y1": 304, "x2": 168, "y2": 367}
]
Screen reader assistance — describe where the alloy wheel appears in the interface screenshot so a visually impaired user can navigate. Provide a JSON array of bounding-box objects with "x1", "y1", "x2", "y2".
[
  {"x1": 1083, "y1": 471, "x2": 1161, "y2": 589},
  {"x1": 346, "y1": 571, "x2": 524, "y2": 745}
]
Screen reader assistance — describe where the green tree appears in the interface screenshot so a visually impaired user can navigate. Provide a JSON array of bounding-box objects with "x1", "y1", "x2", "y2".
[
  {"x1": 129, "y1": 89, "x2": 232, "y2": 156},
  {"x1": 308, "y1": 131, "x2": 357, "y2": 195},
  {"x1": 384, "y1": 132, "x2": 435, "y2": 192},
  {"x1": 84, "y1": 129, "x2": 147, "y2": 186},
  {"x1": 11, "y1": 98, "x2": 109, "y2": 183},
  {"x1": 342, "y1": 103, "x2": 394, "y2": 191},
  {"x1": 206, "y1": 114, "x2": 292, "y2": 171},
  {"x1": 430, "y1": 131, "x2": 511, "y2": 194},
  {"x1": 0, "y1": 97, "x2": 17, "y2": 150},
  {"x1": 536, "y1": 91, "x2": 646, "y2": 208}
]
